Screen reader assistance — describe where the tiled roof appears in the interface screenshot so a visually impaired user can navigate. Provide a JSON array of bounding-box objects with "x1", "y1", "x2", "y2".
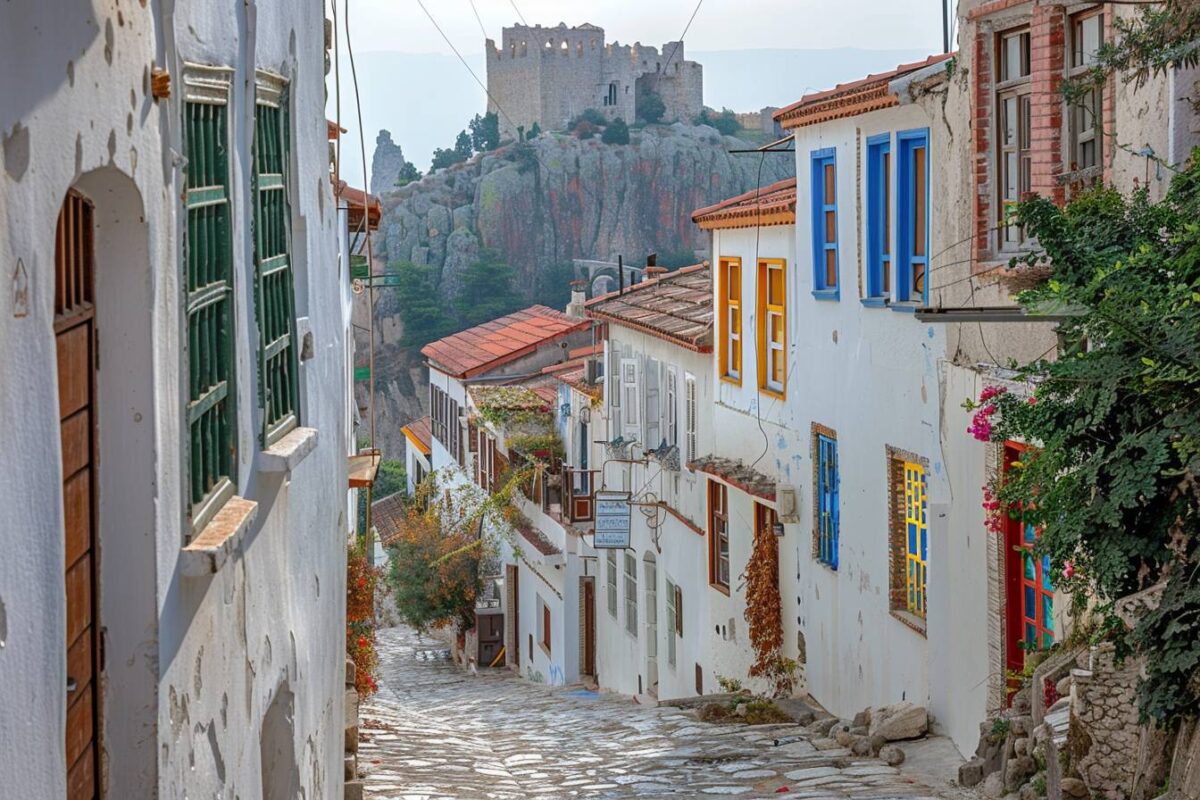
[
  {"x1": 372, "y1": 492, "x2": 410, "y2": 546},
  {"x1": 692, "y1": 177, "x2": 797, "y2": 231},
  {"x1": 467, "y1": 385, "x2": 551, "y2": 415},
  {"x1": 514, "y1": 518, "x2": 562, "y2": 557},
  {"x1": 774, "y1": 53, "x2": 954, "y2": 129},
  {"x1": 334, "y1": 180, "x2": 382, "y2": 230},
  {"x1": 400, "y1": 415, "x2": 432, "y2": 456},
  {"x1": 689, "y1": 455, "x2": 777, "y2": 501},
  {"x1": 585, "y1": 263, "x2": 714, "y2": 352},
  {"x1": 421, "y1": 305, "x2": 589, "y2": 379}
]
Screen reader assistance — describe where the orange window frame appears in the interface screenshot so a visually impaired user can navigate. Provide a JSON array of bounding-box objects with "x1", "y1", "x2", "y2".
[
  {"x1": 756, "y1": 259, "x2": 786, "y2": 397},
  {"x1": 718, "y1": 257, "x2": 742, "y2": 385}
]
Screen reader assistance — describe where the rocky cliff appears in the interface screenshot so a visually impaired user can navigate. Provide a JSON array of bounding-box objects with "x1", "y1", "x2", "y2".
[{"x1": 360, "y1": 123, "x2": 793, "y2": 457}]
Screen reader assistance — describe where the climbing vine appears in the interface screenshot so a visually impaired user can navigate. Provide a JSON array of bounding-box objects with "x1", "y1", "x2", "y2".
[
  {"x1": 745, "y1": 514, "x2": 792, "y2": 695},
  {"x1": 347, "y1": 537, "x2": 382, "y2": 695},
  {"x1": 967, "y1": 159, "x2": 1200, "y2": 726}
]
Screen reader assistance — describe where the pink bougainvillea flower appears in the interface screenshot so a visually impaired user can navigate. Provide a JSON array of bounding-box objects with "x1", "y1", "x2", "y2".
[{"x1": 1063, "y1": 560, "x2": 1075, "y2": 580}]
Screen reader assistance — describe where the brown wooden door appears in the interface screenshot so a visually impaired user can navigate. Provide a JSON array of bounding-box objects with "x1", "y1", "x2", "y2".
[
  {"x1": 56, "y1": 190, "x2": 100, "y2": 799},
  {"x1": 477, "y1": 612, "x2": 504, "y2": 667},
  {"x1": 583, "y1": 579, "x2": 596, "y2": 677}
]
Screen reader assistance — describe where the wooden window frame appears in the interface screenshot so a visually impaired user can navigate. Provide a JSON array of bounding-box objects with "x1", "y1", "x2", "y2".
[
  {"x1": 665, "y1": 577, "x2": 678, "y2": 669},
  {"x1": 606, "y1": 549, "x2": 618, "y2": 617},
  {"x1": 623, "y1": 552, "x2": 638, "y2": 636},
  {"x1": 865, "y1": 133, "x2": 892, "y2": 304},
  {"x1": 995, "y1": 27, "x2": 1032, "y2": 253},
  {"x1": 812, "y1": 425, "x2": 839, "y2": 570},
  {"x1": 810, "y1": 148, "x2": 839, "y2": 299},
  {"x1": 1067, "y1": 10, "x2": 1104, "y2": 175},
  {"x1": 896, "y1": 128, "x2": 930, "y2": 305},
  {"x1": 718, "y1": 258, "x2": 743, "y2": 384},
  {"x1": 253, "y1": 71, "x2": 302, "y2": 447},
  {"x1": 182, "y1": 65, "x2": 238, "y2": 533},
  {"x1": 886, "y1": 446, "x2": 929, "y2": 632},
  {"x1": 756, "y1": 259, "x2": 787, "y2": 397},
  {"x1": 540, "y1": 597, "x2": 552, "y2": 656},
  {"x1": 708, "y1": 480, "x2": 730, "y2": 592}
]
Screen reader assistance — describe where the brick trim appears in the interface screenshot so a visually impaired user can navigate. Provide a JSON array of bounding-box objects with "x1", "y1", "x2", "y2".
[{"x1": 884, "y1": 445, "x2": 929, "y2": 627}]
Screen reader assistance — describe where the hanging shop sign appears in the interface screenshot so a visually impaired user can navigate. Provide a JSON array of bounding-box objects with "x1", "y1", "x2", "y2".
[{"x1": 593, "y1": 490, "x2": 632, "y2": 549}]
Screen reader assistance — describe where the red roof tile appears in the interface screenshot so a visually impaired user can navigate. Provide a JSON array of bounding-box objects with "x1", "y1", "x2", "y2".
[
  {"x1": 421, "y1": 305, "x2": 589, "y2": 379},
  {"x1": 372, "y1": 492, "x2": 410, "y2": 545},
  {"x1": 401, "y1": 415, "x2": 432, "y2": 456},
  {"x1": 586, "y1": 264, "x2": 714, "y2": 352},
  {"x1": 775, "y1": 53, "x2": 954, "y2": 130},
  {"x1": 334, "y1": 180, "x2": 382, "y2": 230},
  {"x1": 692, "y1": 177, "x2": 797, "y2": 230}
]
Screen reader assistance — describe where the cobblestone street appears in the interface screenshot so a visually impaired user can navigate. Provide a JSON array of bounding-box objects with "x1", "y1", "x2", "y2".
[{"x1": 360, "y1": 626, "x2": 970, "y2": 799}]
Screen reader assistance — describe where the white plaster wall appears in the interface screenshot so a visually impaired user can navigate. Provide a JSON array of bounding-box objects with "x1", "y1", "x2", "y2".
[{"x1": 0, "y1": 1, "x2": 348, "y2": 796}]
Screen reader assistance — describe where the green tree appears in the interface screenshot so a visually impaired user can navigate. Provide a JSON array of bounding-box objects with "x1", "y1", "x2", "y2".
[
  {"x1": 601, "y1": 117, "x2": 630, "y2": 145},
  {"x1": 454, "y1": 250, "x2": 525, "y2": 328},
  {"x1": 696, "y1": 107, "x2": 740, "y2": 136},
  {"x1": 395, "y1": 159, "x2": 421, "y2": 187},
  {"x1": 430, "y1": 146, "x2": 462, "y2": 171},
  {"x1": 977, "y1": 157, "x2": 1200, "y2": 726},
  {"x1": 570, "y1": 108, "x2": 608, "y2": 128},
  {"x1": 639, "y1": 91, "x2": 666, "y2": 124},
  {"x1": 454, "y1": 130, "x2": 473, "y2": 160},
  {"x1": 469, "y1": 112, "x2": 501, "y2": 153},
  {"x1": 527, "y1": 121, "x2": 542, "y2": 139},
  {"x1": 392, "y1": 261, "x2": 454, "y2": 347}
]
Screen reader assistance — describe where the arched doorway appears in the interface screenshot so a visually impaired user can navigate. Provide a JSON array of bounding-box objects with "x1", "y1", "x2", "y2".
[
  {"x1": 56, "y1": 189, "x2": 101, "y2": 799},
  {"x1": 56, "y1": 169, "x2": 158, "y2": 797}
]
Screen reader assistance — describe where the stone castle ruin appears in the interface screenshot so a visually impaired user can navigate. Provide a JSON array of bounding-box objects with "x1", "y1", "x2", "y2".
[{"x1": 485, "y1": 22, "x2": 703, "y2": 139}]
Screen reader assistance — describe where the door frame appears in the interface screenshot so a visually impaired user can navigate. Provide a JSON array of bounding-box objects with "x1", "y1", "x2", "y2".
[
  {"x1": 581, "y1": 577, "x2": 596, "y2": 678},
  {"x1": 643, "y1": 553, "x2": 658, "y2": 696}
]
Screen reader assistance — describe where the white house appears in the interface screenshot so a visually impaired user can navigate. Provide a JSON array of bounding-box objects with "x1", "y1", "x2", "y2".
[
  {"x1": 0, "y1": 2, "x2": 350, "y2": 797},
  {"x1": 584, "y1": 264, "x2": 723, "y2": 699}
]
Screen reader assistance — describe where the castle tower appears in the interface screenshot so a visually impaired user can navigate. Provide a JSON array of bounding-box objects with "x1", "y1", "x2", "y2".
[{"x1": 485, "y1": 22, "x2": 703, "y2": 140}]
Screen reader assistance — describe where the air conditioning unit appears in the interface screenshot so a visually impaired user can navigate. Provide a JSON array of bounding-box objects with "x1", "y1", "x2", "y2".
[{"x1": 776, "y1": 485, "x2": 800, "y2": 523}]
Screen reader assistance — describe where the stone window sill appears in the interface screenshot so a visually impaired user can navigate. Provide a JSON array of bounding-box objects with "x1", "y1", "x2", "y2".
[
  {"x1": 890, "y1": 609, "x2": 928, "y2": 638},
  {"x1": 181, "y1": 495, "x2": 258, "y2": 577},
  {"x1": 260, "y1": 426, "x2": 319, "y2": 473}
]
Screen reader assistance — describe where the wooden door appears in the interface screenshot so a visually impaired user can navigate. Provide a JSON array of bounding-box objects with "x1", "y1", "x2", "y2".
[
  {"x1": 56, "y1": 190, "x2": 101, "y2": 799},
  {"x1": 582, "y1": 579, "x2": 596, "y2": 677},
  {"x1": 506, "y1": 564, "x2": 520, "y2": 668},
  {"x1": 477, "y1": 612, "x2": 504, "y2": 667},
  {"x1": 644, "y1": 558, "x2": 658, "y2": 696}
]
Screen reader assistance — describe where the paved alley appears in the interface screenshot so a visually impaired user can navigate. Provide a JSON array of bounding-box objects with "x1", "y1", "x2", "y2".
[{"x1": 359, "y1": 626, "x2": 968, "y2": 799}]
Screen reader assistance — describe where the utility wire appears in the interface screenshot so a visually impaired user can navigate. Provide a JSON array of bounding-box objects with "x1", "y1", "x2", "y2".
[{"x1": 468, "y1": 0, "x2": 488, "y2": 42}]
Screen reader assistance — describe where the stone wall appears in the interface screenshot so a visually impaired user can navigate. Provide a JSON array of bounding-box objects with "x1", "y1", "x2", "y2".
[{"x1": 1071, "y1": 646, "x2": 1146, "y2": 799}]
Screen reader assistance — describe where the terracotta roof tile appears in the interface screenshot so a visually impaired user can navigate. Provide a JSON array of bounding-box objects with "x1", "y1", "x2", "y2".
[
  {"x1": 334, "y1": 180, "x2": 382, "y2": 230},
  {"x1": 692, "y1": 177, "x2": 797, "y2": 230},
  {"x1": 372, "y1": 492, "x2": 410, "y2": 545},
  {"x1": 689, "y1": 455, "x2": 777, "y2": 501},
  {"x1": 585, "y1": 264, "x2": 714, "y2": 352},
  {"x1": 775, "y1": 53, "x2": 954, "y2": 130},
  {"x1": 421, "y1": 305, "x2": 589, "y2": 379},
  {"x1": 401, "y1": 415, "x2": 432, "y2": 456}
]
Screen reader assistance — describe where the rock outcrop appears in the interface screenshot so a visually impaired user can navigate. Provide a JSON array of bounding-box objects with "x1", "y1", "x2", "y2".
[
  {"x1": 370, "y1": 129, "x2": 408, "y2": 196},
  {"x1": 360, "y1": 124, "x2": 793, "y2": 457}
]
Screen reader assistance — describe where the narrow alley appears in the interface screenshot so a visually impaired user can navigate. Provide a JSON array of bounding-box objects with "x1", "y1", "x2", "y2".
[{"x1": 358, "y1": 626, "x2": 969, "y2": 799}]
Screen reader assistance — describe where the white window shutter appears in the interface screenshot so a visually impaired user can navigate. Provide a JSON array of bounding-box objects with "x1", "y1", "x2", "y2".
[
  {"x1": 685, "y1": 374, "x2": 697, "y2": 465},
  {"x1": 645, "y1": 357, "x2": 661, "y2": 450},
  {"x1": 621, "y1": 357, "x2": 640, "y2": 443},
  {"x1": 666, "y1": 367, "x2": 679, "y2": 448}
]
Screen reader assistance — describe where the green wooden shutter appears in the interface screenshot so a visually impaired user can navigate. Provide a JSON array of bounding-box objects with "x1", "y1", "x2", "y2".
[
  {"x1": 253, "y1": 83, "x2": 301, "y2": 446},
  {"x1": 184, "y1": 95, "x2": 238, "y2": 531}
]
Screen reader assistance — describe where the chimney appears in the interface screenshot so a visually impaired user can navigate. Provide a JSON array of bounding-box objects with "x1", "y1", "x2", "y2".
[
  {"x1": 566, "y1": 279, "x2": 588, "y2": 318},
  {"x1": 642, "y1": 253, "x2": 666, "y2": 282}
]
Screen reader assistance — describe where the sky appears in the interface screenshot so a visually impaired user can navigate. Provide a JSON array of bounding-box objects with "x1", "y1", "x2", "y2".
[
  {"x1": 329, "y1": 1, "x2": 952, "y2": 185},
  {"x1": 338, "y1": 0, "x2": 948, "y2": 57}
]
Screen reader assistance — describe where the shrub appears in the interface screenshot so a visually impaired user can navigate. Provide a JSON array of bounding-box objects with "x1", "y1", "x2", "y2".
[
  {"x1": 639, "y1": 91, "x2": 666, "y2": 124},
  {"x1": 600, "y1": 117, "x2": 630, "y2": 145}
]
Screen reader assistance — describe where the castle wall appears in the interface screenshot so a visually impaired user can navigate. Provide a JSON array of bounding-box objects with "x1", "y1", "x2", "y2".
[{"x1": 486, "y1": 24, "x2": 703, "y2": 136}]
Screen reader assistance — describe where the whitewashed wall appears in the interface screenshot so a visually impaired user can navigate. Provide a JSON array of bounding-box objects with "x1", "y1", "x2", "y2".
[{"x1": 0, "y1": 1, "x2": 348, "y2": 796}]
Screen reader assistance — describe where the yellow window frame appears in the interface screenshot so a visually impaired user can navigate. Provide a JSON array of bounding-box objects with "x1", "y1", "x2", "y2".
[
  {"x1": 718, "y1": 257, "x2": 742, "y2": 385},
  {"x1": 903, "y1": 461, "x2": 928, "y2": 619},
  {"x1": 756, "y1": 259, "x2": 786, "y2": 398}
]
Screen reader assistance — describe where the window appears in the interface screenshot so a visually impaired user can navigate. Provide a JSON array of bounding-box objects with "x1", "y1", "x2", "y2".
[
  {"x1": 814, "y1": 427, "x2": 838, "y2": 569},
  {"x1": 888, "y1": 450, "x2": 928, "y2": 624},
  {"x1": 1019, "y1": 522, "x2": 1055, "y2": 650},
  {"x1": 253, "y1": 74, "x2": 301, "y2": 446},
  {"x1": 665, "y1": 578, "x2": 681, "y2": 669},
  {"x1": 718, "y1": 258, "x2": 742, "y2": 382},
  {"x1": 1069, "y1": 11, "x2": 1104, "y2": 174},
  {"x1": 865, "y1": 134, "x2": 891, "y2": 302},
  {"x1": 897, "y1": 129, "x2": 930, "y2": 304},
  {"x1": 476, "y1": 428, "x2": 496, "y2": 492},
  {"x1": 624, "y1": 552, "x2": 638, "y2": 636},
  {"x1": 429, "y1": 385, "x2": 461, "y2": 461},
  {"x1": 537, "y1": 595, "x2": 551, "y2": 655},
  {"x1": 810, "y1": 148, "x2": 839, "y2": 297},
  {"x1": 708, "y1": 480, "x2": 730, "y2": 589},
  {"x1": 996, "y1": 28, "x2": 1032, "y2": 251},
  {"x1": 183, "y1": 76, "x2": 237, "y2": 530},
  {"x1": 620, "y1": 357, "x2": 640, "y2": 443},
  {"x1": 606, "y1": 550, "x2": 618, "y2": 617},
  {"x1": 684, "y1": 375, "x2": 697, "y2": 466},
  {"x1": 607, "y1": 341, "x2": 622, "y2": 434},
  {"x1": 666, "y1": 367, "x2": 678, "y2": 448},
  {"x1": 757, "y1": 260, "x2": 786, "y2": 395}
]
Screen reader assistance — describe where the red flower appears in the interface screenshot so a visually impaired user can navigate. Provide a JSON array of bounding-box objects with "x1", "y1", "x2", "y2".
[{"x1": 358, "y1": 636, "x2": 368, "y2": 648}]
